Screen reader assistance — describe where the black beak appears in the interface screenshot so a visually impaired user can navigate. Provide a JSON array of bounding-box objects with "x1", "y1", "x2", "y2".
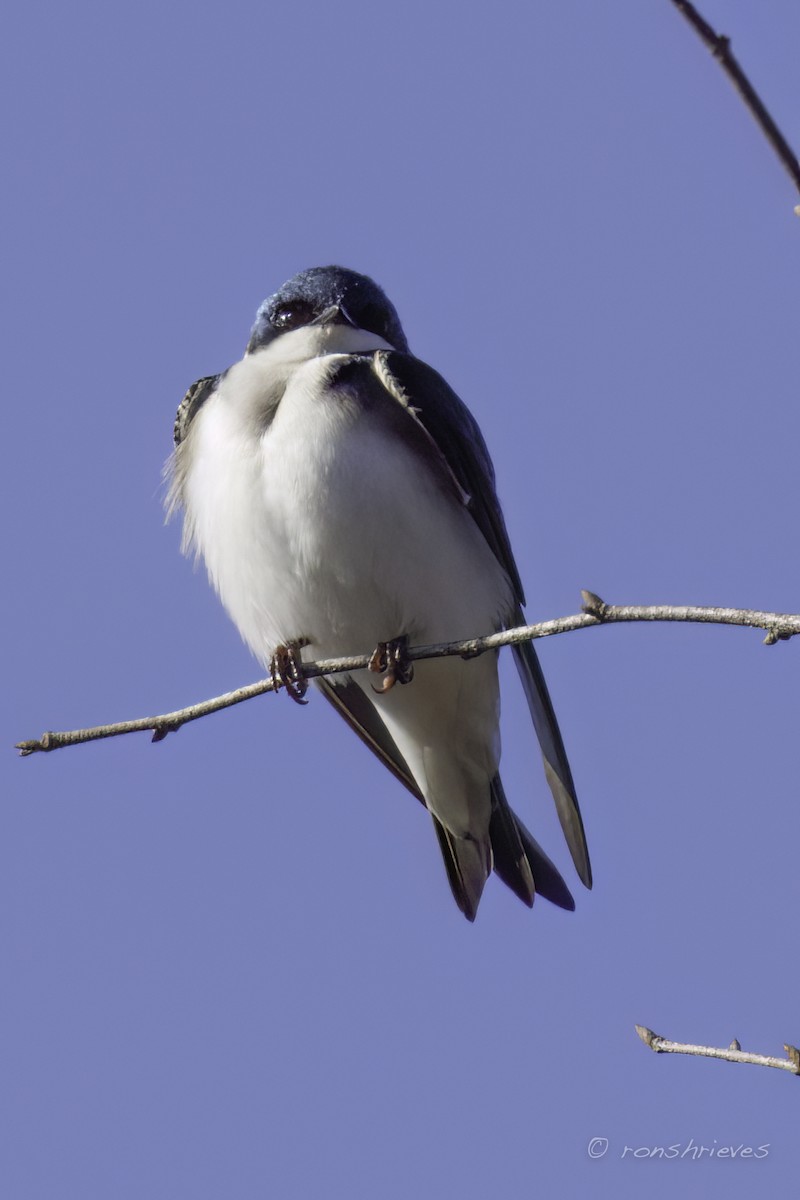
[{"x1": 311, "y1": 303, "x2": 358, "y2": 329}]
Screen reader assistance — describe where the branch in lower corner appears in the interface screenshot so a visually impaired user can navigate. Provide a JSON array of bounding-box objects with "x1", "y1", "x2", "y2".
[{"x1": 635, "y1": 1024, "x2": 800, "y2": 1075}]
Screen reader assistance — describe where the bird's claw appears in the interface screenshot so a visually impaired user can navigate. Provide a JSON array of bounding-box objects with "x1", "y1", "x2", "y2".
[
  {"x1": 369, "y1": 635, "x2": 414, "y2": 692},
  {"x1": 270, "y1": 641, "x2": 310, "y2": 705}
]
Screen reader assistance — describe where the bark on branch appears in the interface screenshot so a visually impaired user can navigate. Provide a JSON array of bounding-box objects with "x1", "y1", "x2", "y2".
[
  {"x1": 15, "y1": 592, "x2": 799, "y2": 757},
  {"x1": 636, "y1": 1025, "x2": 800, "y2": 1076},
  {"x1": 669, "y1": 0, "x2": 800, "y2": 204}
]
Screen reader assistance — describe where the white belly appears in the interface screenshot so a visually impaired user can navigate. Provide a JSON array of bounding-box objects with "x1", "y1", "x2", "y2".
[{"x1": 181, "y1": 349, "x2": 514, "y2": 837}]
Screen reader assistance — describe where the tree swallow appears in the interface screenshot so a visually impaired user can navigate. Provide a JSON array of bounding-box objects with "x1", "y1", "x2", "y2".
[{"x1": 167, "y1": 265, "x2": 591, "y2": 920}]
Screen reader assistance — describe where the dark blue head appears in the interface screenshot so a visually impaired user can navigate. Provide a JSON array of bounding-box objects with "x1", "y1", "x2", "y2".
[{"x1": 247, "y1": 266, "x2": 409, "y2": 355}]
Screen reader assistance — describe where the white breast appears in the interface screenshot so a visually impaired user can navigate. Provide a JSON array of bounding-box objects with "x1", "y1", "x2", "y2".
[{"x1": 179, "y1": 345, "x2": 513, "y2": 668}]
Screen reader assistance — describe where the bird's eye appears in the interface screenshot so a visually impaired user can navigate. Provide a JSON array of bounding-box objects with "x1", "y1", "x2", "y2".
[{"x1": 272, "y1": 302, "x2": 314, "y2": 331}]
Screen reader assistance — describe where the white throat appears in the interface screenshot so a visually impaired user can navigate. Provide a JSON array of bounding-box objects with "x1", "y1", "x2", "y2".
[{"x1": 253, "y1": 322, "x2": 395, "y2": 368}]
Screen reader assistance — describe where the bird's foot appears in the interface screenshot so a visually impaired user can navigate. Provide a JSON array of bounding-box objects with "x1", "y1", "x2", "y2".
[
  {"x1": 369, "y1": 635, "x2": 414, "y2": 693},
  {"x1": 270, "y1": 640, "x2": 310, "y2": 705}
]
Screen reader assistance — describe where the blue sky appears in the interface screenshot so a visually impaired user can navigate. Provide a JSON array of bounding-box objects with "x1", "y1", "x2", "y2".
[{"x1": 4, "y1": 2, "x2": 799, "y2": 1196}]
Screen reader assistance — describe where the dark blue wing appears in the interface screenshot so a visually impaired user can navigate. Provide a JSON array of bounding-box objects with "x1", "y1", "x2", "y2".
[{"x1": 370, "y1": 351, "x2": 591, "y2": 889}]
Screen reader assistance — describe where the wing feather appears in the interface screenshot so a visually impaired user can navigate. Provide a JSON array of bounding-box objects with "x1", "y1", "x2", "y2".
[{"x1": 368, "y1": 351, "x2": 591, "y2": 888}]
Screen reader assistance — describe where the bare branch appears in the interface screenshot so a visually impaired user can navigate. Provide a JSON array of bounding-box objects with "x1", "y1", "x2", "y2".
[
  {"x1": 636, "y1": 1025, "x2": 800, "y2": 1076},
  {"x1": 15, "y1": 593, "x2": 799, "y2": 757},
  {"x1": 669, "y1": 0, "x2": 800, "y2": 202}
]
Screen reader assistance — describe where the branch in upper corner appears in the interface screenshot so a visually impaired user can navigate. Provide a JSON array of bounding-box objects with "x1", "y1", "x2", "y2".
[
  {"x1": 14, "y1": 592, "x2": 800, "y2": 757},
  {"x1": 636, "y1": 1024, "x2": 800, "y2": 1076},
  {"x1": 669, "y1": 0, "x2": 800, "y2": 203}
]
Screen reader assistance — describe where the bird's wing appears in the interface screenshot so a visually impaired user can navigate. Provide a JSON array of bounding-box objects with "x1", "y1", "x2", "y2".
[
  {"x1": 173, "y1": 374, "x2": 221, "y2": 446},
  {"x1": 512, "y1": 635, "x2": 591, "y2": 886},
  {"x1": 166, "y1": 374, "x2": 224, "y2": 528},
  {"x1": 359, "y1": 350, "x2": 592, "y2": 889},
  {"x1": 369, "y1": 351, "x2": 525, "y2": 601}
]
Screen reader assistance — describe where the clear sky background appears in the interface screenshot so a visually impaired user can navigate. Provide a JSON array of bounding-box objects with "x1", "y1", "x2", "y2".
[{"x1": 4, "y1": 2, "x2": 799, "y2": 1196}]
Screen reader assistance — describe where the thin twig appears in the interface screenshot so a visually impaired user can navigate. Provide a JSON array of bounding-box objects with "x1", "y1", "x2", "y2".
[
  {"x1": 15, "y1": 592, "x2": 800, "y2": 757},
  {"x1": 636, "y1": 1025, "x2": 800, "y2": 1076},
  {"x1": 669, "y1": 0, "x2": 800, "y2": 201}
]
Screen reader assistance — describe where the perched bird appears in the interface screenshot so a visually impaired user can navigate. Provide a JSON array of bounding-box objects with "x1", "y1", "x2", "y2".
[{"x1": 167, "y1": 265, "x2": 591, "y2": 920}]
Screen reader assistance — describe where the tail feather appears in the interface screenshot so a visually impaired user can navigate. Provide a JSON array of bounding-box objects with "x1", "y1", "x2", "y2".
[
  {"x1": 433, "y1": 776, "x2": 575, "y2": 919},
  {"x1": 490, "y1": 775, "x2": 575, "y2": 912},
  {"x1": 511, "y1": 816, "x2": 575, "y2": 912},
  {"x1": 487, "y1": 780, "x2": 535, "y2": 908},
  {"x1": 431, "y1": 817, "x2": 491, "y2": 922},
  {"x1": 317, "y1": 669, "x2": 577, "y2": 919}
]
